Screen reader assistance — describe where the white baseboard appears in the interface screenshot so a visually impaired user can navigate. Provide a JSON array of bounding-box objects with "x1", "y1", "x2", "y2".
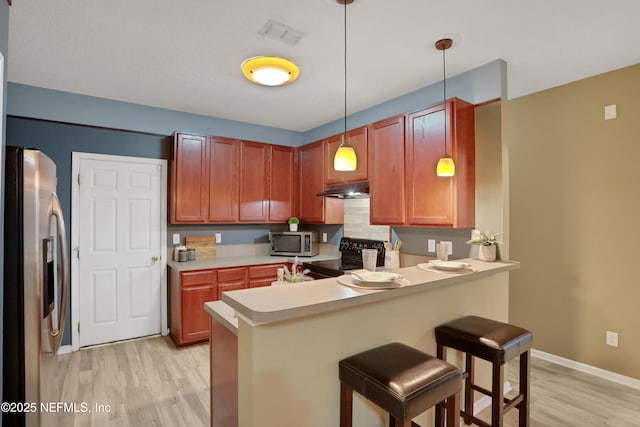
[
  {"x1": 57, "y1": 344, "x2": 73, "y2": 355},
  {"x1": 532, "y1": 349, "x2": 640, "y2": 390}
]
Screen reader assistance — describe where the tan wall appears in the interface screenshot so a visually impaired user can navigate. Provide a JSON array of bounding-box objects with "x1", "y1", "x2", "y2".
[
  {"x1": 506, "y1": 63, "x2": 640, "y2": 379},
  {"x1": 475, "y1": 102, "x2": 508, "y2": 260}
]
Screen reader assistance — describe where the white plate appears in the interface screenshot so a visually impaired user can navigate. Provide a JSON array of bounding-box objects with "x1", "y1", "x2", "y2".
[
  {"x1": 418, "y1": 261, "x2": 473, "y2": 272},
  {"x1": 336, "y1": 275, "x2": 403, "y2": 290},
  {"x1": 350, "y1": 271, "x2": 401, "y2": 283}
]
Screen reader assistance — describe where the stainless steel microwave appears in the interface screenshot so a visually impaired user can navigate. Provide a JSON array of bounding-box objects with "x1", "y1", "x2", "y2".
[{"x1": 270, "y1": 231, "x2": 319, "y2": 257}]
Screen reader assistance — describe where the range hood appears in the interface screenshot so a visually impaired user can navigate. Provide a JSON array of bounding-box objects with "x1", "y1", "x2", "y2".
[{"x1": 317, "y1": 182, "x2": 370, "y2": 199}]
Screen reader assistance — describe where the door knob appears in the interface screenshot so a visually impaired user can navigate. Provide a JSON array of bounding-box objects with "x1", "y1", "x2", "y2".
[{"x1": 151, "y1": 256, "x2": 159, "y2": 263}]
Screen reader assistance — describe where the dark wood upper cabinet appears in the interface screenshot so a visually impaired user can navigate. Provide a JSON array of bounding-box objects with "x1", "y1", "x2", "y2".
[
  {"x1": 170, "y1": 133, "x2": 209, "y2": 223},
  {"x1": 170, "y1": 98, "x2": 474, "y2": 227},
  {"x1": 239, "y1": 141, "x2": 270, "y2": 222},
  {"x1": 325, "y1": 126, "x2": 368, "y2": 185},
  {"x1": 406, "y1": 98, "x2": 475, "y2": 227},
  {"x1": 269, "y1": 145, "x2": 296, "y2": 222},
  {"x1": 369, "y1": 115, "x2": 406, "y2": 225},
  {"x1": 209, "y1": 136, "x2": 240, "y2": 223},
  {"x1": 297, "y1": 140, "x2": 344, "y2": 224},
  {"x1": 297, "y1": 140, "x2": 326, "y2": 223}
]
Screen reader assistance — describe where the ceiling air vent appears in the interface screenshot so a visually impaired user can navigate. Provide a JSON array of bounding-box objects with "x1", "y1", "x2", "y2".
[{"x1": 258, "y1": 20, "x2": 305, "y2": 46}]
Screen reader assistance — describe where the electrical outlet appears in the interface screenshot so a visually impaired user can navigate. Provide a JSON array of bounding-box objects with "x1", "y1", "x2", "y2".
[
  {"x1": 172, "y1": 233, "x2": 180, "y2": 245},
  {"x1": 215, "y1": 233, "x2": 222, "y2": 244},
  {"x1": 322, "y1": 232, "x2": 328, "y2": 243},
  {"x1": 428, "y1": 239, "x2": 436, "y2": 253},
  {"x1": 606, "y1": 331, "x2": 618, "y2": 347},
  {"x1": 604, "y1": 104, "x2": 617, "y2": 120},
  {"x1": 440, "y1": 241, "x2": 453, "y2": 255}
]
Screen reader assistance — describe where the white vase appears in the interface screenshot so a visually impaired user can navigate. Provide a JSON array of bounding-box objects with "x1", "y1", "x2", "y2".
[
  {"x1": 478, "y1": 244, "x2": 496, "y2": 262},
  {"x1": 289, "y1": 223, "x2": 298, "y2": 232}
]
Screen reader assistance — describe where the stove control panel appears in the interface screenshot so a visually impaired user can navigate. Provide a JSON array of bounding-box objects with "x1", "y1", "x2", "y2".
[{"x1": 339, "y1": 237, "x2": 386, "y2": 264}]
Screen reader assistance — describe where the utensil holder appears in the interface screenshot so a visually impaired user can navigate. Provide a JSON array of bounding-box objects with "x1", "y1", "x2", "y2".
[{"x1": 384, "y1": 250, "x2": 400, "y2": 269}]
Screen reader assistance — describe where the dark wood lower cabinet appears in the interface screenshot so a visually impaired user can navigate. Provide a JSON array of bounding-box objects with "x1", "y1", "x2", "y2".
[
  {"x1": 170, "y1": 268, "x2": 216, "y2": 346},
  {"x1": 182, "y1": 284, "x2": 215, "y2": 343},
  {"x1": 248, "y1": 263, "x2": 282, "y2": 288},
  {"x1": 170, "y1": 262, "x2": 290, "y2": 347},
  {"x1": 216, "y1": 267, "x2": 248, "y2": 300}
]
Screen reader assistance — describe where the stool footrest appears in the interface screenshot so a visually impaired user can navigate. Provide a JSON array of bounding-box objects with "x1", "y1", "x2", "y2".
[
  {"x1": 504, "y1": 394, "x2": 524, "y2": 413},
  {"x1": 470, "y1": 383, "x2": 492, "y2": 397},
  {"x1": 460, "y1": 410, "x2": 493, "y2": 427}
]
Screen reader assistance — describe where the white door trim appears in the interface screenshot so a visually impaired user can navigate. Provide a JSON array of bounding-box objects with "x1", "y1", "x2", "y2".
[{"x1": 70, "y1": 152, "x2": 168, "y2": 352}]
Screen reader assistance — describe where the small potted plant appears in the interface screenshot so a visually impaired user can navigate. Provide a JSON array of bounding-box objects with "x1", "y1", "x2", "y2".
[
  {"x1": 466, "y1": 230, "x2": 502, "y2": 262},
  {"x1": 288, "y1": 216, "x2": 299, "y2": 232}
]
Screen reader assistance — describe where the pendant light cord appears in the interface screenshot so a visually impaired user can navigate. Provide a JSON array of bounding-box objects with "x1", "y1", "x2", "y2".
[
  {"x1": 442, "y1": 45, "x2": 448, "y2": 157},
  {"x1": 343, "y1": 1, "x2": 348, "y2": 142}
]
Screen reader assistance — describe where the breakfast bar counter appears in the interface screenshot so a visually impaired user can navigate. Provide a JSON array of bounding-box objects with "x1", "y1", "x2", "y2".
[{"x1": 205, "y1": 259, "x2": 519, "y2": 427}]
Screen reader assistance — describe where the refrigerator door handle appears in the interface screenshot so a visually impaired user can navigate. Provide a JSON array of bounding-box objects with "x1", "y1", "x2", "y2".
[{"x1": 48, "y1": 192, "x2": 69, "y2": 353}]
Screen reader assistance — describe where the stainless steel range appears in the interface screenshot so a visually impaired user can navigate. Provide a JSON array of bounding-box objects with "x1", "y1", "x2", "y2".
[{"x1": 303, "y1": 237, "x2": 386, "y2": 279}]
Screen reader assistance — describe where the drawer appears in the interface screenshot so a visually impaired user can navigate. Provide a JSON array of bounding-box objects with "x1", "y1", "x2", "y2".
[
  {"x1": 217, "y1": 282, "x2": 246, "y2": 300},
  {"x1": 249, "y1": 263, "x2": 283, "y2": 279},
  {"x1": 180, "y1": 269, "x2": 216, "y2": 287},
  {"x1": 217, "y1": 267, "x2": 248, "y2": 283}
]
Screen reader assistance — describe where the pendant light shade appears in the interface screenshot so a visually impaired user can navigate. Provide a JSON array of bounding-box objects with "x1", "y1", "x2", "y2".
[
  {"x1": 435, "y1": 38, "x2": 455, "y2": 177},
  {"x1": 436, "y1": 156, "x2": 455, "y2": 177},
  {"x1": 333, "y1": 0, "x2": 357, "y2": 172},
  {"x1": 334, "y1": 138, "x2": 358, "y2": 171}
]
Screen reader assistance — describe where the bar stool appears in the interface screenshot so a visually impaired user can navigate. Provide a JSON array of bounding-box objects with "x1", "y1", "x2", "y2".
[
  {"x1": 434, "y1": 316, "x2": 533, "y2": 427},
  {"x1": 339, "y1": 342, "x2": 462, "y2": 427}
]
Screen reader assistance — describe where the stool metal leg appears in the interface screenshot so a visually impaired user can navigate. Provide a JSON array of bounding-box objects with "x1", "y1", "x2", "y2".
[
  {"x1": 491, "y1": 363, "x2": 505, "y2": 427},
  {"x1": 519, "y1": 351, "x2": 530, "y2": 427},
  {"x1": 340, "y1": 382, "x2": 353, "y2": 427},
  {"x1": 463, "y1": 353, "x2": 474, "y2": 425}
]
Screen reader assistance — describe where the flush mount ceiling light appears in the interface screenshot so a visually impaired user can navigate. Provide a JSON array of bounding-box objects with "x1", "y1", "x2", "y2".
[
  {"x1": 435, "y1": 38, "x2": 455, "y2": 177},
  {"x1": 241, "y1": 56, "x2": 299, "y2": 87},
  {"x1": 333, "y1": 0, "x2": 357, "y2": 171}
]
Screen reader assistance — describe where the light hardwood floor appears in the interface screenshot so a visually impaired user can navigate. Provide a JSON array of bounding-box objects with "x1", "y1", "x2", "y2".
[
  {"x1": 477, "y1": 357, "x2": 640, "y2": 427},
  {"x1": 58, "y1": 336, "x2": 640, "y2": 426},
  {"x1": 58, "y1": 336, "x2": 209, "y2": 427}
]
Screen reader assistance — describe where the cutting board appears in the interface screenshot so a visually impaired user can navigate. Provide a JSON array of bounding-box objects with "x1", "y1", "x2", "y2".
[{"x1": 185, "y1": 235, "x2": 217, "y2": 259}]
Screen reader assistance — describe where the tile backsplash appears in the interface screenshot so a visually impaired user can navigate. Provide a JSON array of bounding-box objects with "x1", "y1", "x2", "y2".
[{"x1": 343, "y1": 198, "x2": 390, "y2": 242}]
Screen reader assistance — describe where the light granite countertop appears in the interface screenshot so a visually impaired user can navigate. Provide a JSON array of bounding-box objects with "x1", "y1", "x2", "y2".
[
  {"x1": 167, "y1": 254, "x2": 337, "y2": 272},
  {"x1": 218, "y1": 259, "x2": 519, "y2": 325},
  {"x1": 205, "y1": 300, "x2": 238, "y2": 335}
]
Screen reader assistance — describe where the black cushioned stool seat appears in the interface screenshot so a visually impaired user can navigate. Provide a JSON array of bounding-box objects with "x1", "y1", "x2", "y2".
[
  {"x1": 339, "y1": 342, "x2": 462, "y2": 427},
  {"x1": 435, "y1": 316, "x2": 533, "y2": 427}
]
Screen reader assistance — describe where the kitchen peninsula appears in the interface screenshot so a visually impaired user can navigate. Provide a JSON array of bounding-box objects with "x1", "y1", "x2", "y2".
[{"x1": 205, "y1": 259, "x2": 518, "y2": 427}]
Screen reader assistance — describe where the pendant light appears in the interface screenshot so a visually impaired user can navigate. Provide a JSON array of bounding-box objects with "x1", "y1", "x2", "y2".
[
  {"x1": 435, "y1": 38, "x2": 455, "y2": 177},
  {"x1": 333, "y1": 0, "x2": 357, "y2": 171}
]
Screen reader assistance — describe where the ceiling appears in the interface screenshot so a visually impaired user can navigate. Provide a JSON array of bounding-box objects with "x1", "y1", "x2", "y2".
[{"x1": 8, "y1": 0, "x2": 640, "y2": 132}]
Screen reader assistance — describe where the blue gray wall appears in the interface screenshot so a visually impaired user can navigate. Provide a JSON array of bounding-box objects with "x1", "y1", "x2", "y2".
[
  {"x1": 8, "y1": 83, "x2": 302, "y2": 146},
  {"x1": 301, "y1": 60, "x2": 505, "y2": 143},
  {"x1": 1, "y1": 0, "x2": 10, "y2": 413},
  {"x1": 6, "y1": 117, "x2": 168, "y2": 345},
  {"x1": 8, "y1": 59, "x2": 506, "y2": 146},
  {"x1": 5, "y1": 59, "x2": 506, "y2": 350}
]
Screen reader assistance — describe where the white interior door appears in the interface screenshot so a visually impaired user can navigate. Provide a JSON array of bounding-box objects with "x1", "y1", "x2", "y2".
[{"x1": 77, "y1": 156, "x2": 163, "y2": 347}]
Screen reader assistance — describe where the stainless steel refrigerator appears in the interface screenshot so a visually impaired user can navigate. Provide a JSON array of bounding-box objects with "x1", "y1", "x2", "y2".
[{"x1": 3, "y1": 147, "x2": 69, "y2": 426}]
